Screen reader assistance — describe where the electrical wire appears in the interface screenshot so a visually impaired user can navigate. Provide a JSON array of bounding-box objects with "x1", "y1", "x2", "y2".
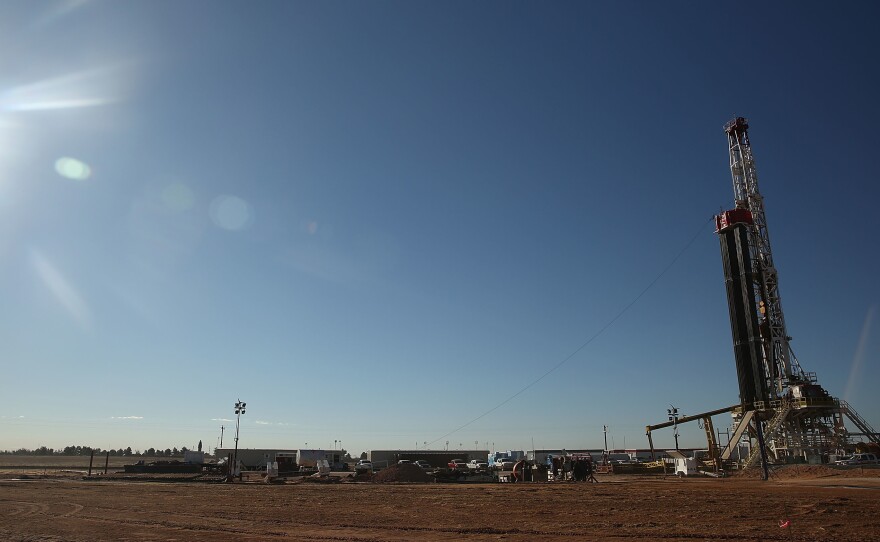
[{"x1": 425, "y1": 216, "x2": 715, "y2": 448}]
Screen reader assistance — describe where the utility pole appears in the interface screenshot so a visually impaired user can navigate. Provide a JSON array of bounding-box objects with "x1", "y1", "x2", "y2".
[{"x1": 220, "y1": 425, "x2": 225, "y2": 448}]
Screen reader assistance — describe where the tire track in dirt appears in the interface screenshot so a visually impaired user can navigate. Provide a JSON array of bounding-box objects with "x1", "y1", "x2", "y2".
[
  {"x1": 29, "y1": 512, "x2": 291, "y2": 539},
  {"x1": 1, "y1": 500, "x2": 83, "y2": 520},
  {"x1": 2, "y1": 502, "x2": 32, "y2": 516},
  {"x1": 3, "y1": 501, "x2": 49, "y2": 517},
  {"x1": 22, "y1": 502, "x2": 794, "y2": 542},
  {"x1": 296, "y1": 521, "x2": 794, "y2": 541},
  {"x1": 3, "y1": 479, "x2": 876, "y2": 541},
  {"x1": 57, "y1": 502, "x2": 84, "y2": 517}
]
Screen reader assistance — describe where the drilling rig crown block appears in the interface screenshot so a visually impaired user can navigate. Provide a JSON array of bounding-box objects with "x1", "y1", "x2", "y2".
[{"x1": 724, "y1": 117, "x2": 749, "y2": 134}]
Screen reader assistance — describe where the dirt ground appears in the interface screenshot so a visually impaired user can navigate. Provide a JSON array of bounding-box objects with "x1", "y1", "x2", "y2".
[
  {"x1": 0, "y1": 455, "x2": 175, "y2": 472},
  {"x1": 1, "y1": 472, "x2": 879, "y2": 541}
]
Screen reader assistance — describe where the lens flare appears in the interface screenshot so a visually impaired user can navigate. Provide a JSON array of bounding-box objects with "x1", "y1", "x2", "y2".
[
  {"x1": 844, "y1": 306, "x2": 875, "y2": 402},
  {"x1": 161, "y1": 183, "x2": 195, "y2": 212},
  {"x1": 0, "y1": 65, "x2": 126, "y2": 113},
  {"x1": 54, "y1": 157, "x2": 91, "y2": 180},
  {"x1": 209, "y1": 195, "x2": 252, "y2": 231},
  {"x1": 30, "y1": 249, "x2": 92, "y2": 329}
]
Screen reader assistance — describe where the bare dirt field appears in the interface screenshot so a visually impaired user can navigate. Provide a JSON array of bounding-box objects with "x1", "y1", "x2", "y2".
[
  {"x1": 2, "y1": 468, "x2": 879, "y2": 542},
  {"x1": 0, "y1": 455, "x2": 181, "y2": 473}
]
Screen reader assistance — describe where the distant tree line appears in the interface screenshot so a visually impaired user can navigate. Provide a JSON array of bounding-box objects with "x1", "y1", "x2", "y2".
[{"x1": 0, "y1": 446, "x2": 197, "y2": 457}]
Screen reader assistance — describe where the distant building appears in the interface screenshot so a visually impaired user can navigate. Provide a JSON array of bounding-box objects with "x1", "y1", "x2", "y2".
[{"x1": 215, "y1": 448, "x2": 296, "y2": 469}]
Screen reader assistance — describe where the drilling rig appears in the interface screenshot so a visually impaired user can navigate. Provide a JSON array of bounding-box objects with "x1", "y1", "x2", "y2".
[
  {"x1": 716, "y1": 117, "x2": 879, "y2": 468},
  {"x1": 646, "y1": 118, "x2": 879, "y2": 472}
]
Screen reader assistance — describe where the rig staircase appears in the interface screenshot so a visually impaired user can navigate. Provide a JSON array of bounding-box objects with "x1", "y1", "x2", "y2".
[
  {"x1": 743, "y1": 401, "x2": 792, "y2": 469},
  {"x1": 840, "y1": 400, "x2": 880, "y2": 443}
]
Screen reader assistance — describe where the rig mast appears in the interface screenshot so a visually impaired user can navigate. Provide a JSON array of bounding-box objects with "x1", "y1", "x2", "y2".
[
  {"x1": 714, "y1": 117, "x2": 878, "y2": 467},
  {"x1": 724, "y1": 117, "x2": 804, "y2": 394}
]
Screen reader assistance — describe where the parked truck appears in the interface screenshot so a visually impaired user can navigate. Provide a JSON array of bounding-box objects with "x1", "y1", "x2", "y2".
[
  {"x1": 834, "y1": 453, "x2": 878, "y2": 466},
  {"x1": 468, "y1": 459, "x2": 489, "y2": 471},
  {"x1": 487, "y1": 450, "x2": 524, "y2": 466}
]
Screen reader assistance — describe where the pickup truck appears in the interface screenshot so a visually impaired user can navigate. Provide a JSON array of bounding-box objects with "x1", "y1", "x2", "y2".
[
  {"x1": 468, "y1": 460, "x2": 489, "y2": 471},
  {"x1": 834, "y1": 453, "x2": 878, "y2": 465},
  {"x1": 494, "y1": 457, "x2": 516, "y2": 470}
]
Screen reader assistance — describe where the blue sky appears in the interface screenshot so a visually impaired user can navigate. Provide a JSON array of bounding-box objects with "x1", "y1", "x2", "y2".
[{"x1": 1, "y1": 0, "x2": 878, "y2": 456}]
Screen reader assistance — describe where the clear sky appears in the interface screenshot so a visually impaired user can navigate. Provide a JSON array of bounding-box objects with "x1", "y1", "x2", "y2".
[{"x1": 1, "y1": 0, "x2": 878, "y2": 456}]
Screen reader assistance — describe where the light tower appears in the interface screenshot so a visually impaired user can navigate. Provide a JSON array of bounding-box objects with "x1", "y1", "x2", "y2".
[
  {"x1": 232, "y1": 399, "x2": 246, "y2": 479},
  {"x1": 667, "y1": 406, "x2": 680, "y2": 450}
]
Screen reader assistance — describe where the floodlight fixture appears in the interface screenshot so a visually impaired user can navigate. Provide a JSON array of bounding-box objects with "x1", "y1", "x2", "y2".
[
  {"x1": 231, "y1": 398, "x2": 247, "y2": 480},
  {"x1": 667, "y1": 404, "x2": 680, "y2": 450}
]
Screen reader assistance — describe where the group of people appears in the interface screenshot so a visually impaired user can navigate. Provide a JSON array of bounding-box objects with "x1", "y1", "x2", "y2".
[
  {"x1": 548, "y1": 454, "x2": 598, "y2": 483},
  {"x1": 572, "y1": 457, "x2": 598, "y2": 482}
]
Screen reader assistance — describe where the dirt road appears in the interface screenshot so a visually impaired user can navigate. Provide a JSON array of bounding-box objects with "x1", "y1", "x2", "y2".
[{"x1": 1, "y1": 476, "x2": 878, "y2": 541}]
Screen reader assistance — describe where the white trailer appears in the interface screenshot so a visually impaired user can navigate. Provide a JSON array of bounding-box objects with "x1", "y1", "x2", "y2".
[
  {"x1": 215, "y1": 448, "x2": 296, "y2": 470},
  {"x1": 296, "y1": 449, "x2": 349, "y2": 470},
  {"x1": 666, "y1": 450, "x2": 697, "y2": 476}
]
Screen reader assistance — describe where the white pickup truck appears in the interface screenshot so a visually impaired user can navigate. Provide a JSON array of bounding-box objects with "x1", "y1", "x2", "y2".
[
  {"x1": 468, "y1": 460, "x2": 489, "y2": 471},
  {"x1": 494, "y1": 457, "x2": 516, "y2": 470},
  {"x1": 834, "y1": 453, "x2": 878, "y2": 465}
]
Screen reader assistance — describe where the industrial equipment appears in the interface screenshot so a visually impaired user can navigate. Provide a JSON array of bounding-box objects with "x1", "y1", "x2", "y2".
[
  {"x1": 717, "y1": 117, "x2": 879, "y2": 468},
  {"x1": 647, "y1": 118, "x2": 879, "y2": 475}
]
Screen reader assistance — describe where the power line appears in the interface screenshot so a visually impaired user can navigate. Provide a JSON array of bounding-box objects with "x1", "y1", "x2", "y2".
[{"x1": 426, "y1": 217, "x2": 714, "y2": 447}]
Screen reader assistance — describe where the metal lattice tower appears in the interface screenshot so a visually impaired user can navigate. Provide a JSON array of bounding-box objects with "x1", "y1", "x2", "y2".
[
  {"x1": 717, "y1": 117, "x2": 878, "y2": 466},
  {"x1": 646, "y1": 119, "x2": 880, "y2": 467},
  {"x1": 645, "y1": 119, "x2": 879, "y2": 470},
  {"x1": 724, "y1": 117, "x2": 805, "y2": 396}
]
